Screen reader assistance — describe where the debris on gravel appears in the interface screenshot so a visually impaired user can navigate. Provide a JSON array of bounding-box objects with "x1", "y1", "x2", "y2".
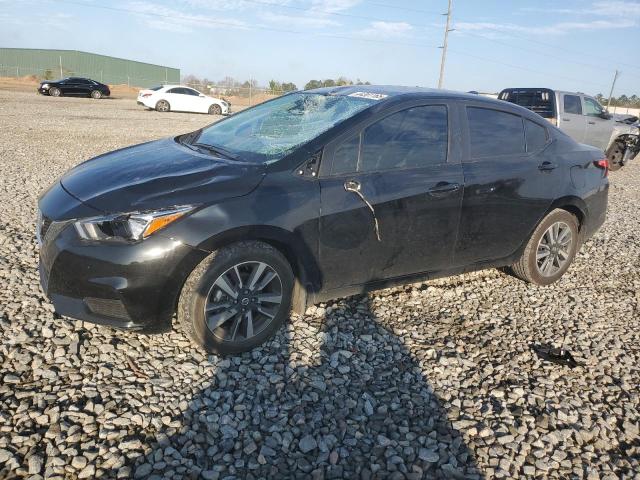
[{"x1": 1, "y1": 90, "x2": 638, "y2": 478}]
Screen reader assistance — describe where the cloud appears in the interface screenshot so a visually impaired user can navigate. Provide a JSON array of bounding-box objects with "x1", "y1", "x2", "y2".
[
  {"x1": 455, "y1": 18, "x2": 637, "y2": 37},
  {"x1": 126, "y1": 1, "x2": 247, "y2": 32},
  {"x1": 261, "y1": 11, "x2": 339, "y2": 28},
  {"x1": 357, "y1": 21, "x2": 413, "y2": 38},
  {"x1": 520, "y1": 0, "x2": 640, "y2": 19},
  {"x1": 310, "y1": 0, "x2": 361, "y2": 14}
]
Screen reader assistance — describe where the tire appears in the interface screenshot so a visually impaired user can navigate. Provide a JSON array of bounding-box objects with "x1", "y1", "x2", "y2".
[
  {"x1": 510, "y1": 209, "x2": 579, "y2": 286},
  {"x1": 49, "y1": 87, "x2": 61, "y2": 97},
  {"x1": 155, "y1": 100, "x2": 170, "y2": 112},
  {"x1": 178, "y1": 241, "x2": 294, "y2": 355},
  {"x1": 606, "y1": 140, "x2": 625, "y2": 171},
  {"x1": 90, "y1": 90, "x2": 102, "y2": 99},
  {"x1": 208, "y1": 104, "x2": 222, "y2": 115}
]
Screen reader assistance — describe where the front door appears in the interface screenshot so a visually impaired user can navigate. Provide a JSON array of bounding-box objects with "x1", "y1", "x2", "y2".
[
  {"x1": 318, "y1": 103, "x2": 464, "y2": 291},
  {"x1": 455, "y1": 105, "x2": 564, "y2": 265},
  {"x1": 583, "y1": 96, "x2": 613, "y2": 150},
  {"x1": 559, "y1": 93, "x2": 587, "y2": 143}
]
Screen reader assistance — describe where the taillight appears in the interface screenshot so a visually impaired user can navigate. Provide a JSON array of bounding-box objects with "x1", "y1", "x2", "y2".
[
  {"x1": 594, "y1": 159, "x2": 608, "y2": 176},
  {"x1": 142, "y1": 93, "x2": 151, "y2": 98}
]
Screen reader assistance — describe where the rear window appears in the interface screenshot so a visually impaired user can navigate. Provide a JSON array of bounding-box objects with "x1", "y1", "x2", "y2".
[
  {"x1": 499, "y1": 89, "x2": 554, "y2": 118},
  {"x1": 149, "y1": 85, "x2": 163, "y2": 91},
  {"x1": 563, "y1": 95, "x2": 582, "y2": 115},
  {"x1": 467, "y1": 107, "x2": 525, "y2": 158}
]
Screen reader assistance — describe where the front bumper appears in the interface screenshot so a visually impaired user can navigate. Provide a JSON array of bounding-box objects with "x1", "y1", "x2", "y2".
[
  {"x1": 38, "y1": 210, "x2": 207, "y2": 333},
  {"x1": 38, "y1": 87, "x2": 50, "y2": 95}
]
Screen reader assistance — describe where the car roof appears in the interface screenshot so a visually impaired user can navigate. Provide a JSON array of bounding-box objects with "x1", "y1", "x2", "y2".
[
  {"x1": 500, "y1": 87, "x2": 593, "y2": 98},
  {"x1": 306, "y1": 84, "x2": 540, "y2": 117},
  {"x1": 308, "y1": 84, "x2": 485, "y2": 101}
]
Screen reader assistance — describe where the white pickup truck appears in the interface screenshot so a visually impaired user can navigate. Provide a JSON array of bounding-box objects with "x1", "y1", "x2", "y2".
[{"x1": 499, "y1": 88, "x2": 639, "y2": 170}]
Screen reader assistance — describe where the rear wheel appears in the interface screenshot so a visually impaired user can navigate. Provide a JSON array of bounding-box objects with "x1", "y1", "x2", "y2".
[
  {"x1": 49, "y1": 87, "x2": 61, "y2": 97},
  {"x1": 511, "y1": 209, "x2": 579, "y2": 285},
  {"x1": 156, "y1": 100, "x2": 170, "y2": 112},
  {"x1": 90, "y1": 90, "x2": 102, "y2": 99},
  {"x1": 208, "y1": 104, "x2": 222, "y2": 115},
  {"x1": 178, "y1": 241, "x2": 293, "y2": 355}
]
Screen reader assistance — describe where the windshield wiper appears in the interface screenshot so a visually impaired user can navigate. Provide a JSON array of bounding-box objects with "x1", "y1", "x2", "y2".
[{"x1": 191, "y1": 143, "x2": 239, "y2": 160}]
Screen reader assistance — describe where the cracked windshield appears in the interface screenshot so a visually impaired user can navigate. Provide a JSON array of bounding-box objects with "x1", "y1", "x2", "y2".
[{"x1": 195, "y1": 92, "x2": 376, "y2": 162}]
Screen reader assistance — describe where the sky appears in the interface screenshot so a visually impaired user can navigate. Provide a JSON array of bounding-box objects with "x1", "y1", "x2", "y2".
[{"x1": 1, "y1": 0, "x2": 640, "y2": 95}]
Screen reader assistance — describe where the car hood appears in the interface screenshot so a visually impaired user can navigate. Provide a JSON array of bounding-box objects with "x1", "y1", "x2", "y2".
[{"x1": 60, "y1": 137, "x2": 266, "y2": 213}]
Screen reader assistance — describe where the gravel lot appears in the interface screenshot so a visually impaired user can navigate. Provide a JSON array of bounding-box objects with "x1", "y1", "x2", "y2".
[{"x1": 1, "y1": 90, "x2": 639, "y2": 479}]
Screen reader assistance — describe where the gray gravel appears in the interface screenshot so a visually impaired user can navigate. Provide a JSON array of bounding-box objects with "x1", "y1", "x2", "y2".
[{"x1": 1, "y1": 90, "x2": 639, "y2": 479}]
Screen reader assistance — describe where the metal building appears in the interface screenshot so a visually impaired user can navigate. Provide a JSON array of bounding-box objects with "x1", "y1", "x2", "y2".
[{"x1": 0, "y1": 48, "x2": 180, "y2": 87}]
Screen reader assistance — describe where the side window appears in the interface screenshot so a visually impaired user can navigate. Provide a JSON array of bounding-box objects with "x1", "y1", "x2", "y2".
[
  {"x1": 524, "y1": 119, "x2": 548, "y2": 152},
  {"x1": 467, "y1": 107, "x2": 525, "y2": 158},
  {"x1": 564, "y1": 95, "x2": 582, "y2": 115},
  {"x1": 331, "y1": 134, "x2": 360, "y2": 175},
  {"x1": 360, "y1": 105, "x2": 448, "y2": 172},
  {"x1": 168, "y1": 88, "x2": 186, "y2": 94},
  {"x1": 584, "y1": 97, "x2": 604, "y2": 116},
  {"x1": 187, "y1": 89, "x2": 202, "y2": 96}
]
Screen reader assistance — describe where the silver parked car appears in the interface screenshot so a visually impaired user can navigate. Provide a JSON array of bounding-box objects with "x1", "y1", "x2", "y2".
[{"x1": 499, "y1": 88, "x2": 639, "y2": 170}]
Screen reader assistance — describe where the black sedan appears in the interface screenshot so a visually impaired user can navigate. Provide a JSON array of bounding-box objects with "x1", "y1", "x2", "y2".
[
  {"x1": 37, "y1": 86, "x2": 609, "y2": 354},
  {"x1": 38, "y1": 77, "x2": 110, "y2": 99}
]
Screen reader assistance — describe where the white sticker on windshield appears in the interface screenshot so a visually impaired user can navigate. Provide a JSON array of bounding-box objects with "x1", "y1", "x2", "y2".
[{"x1": 347, "y1": 92, "x2": 388, "y2": 100}]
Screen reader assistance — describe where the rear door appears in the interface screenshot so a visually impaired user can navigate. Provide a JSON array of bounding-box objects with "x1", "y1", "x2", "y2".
[
  {"x1": 318, "y1": 102, "x2": 464, "y2": 290},
  {"x1": 559, "y1": 93, "x2": 587, "y2": 143},
  {"x1": 455, "y1": 105, "x2": 563, "y2": 265},
  {"x1": 165, "y1": 88, "x2": 188, "y2": 111},
  {"x1": 583, "y1": 96, "x2": 613, "y2": 150}
]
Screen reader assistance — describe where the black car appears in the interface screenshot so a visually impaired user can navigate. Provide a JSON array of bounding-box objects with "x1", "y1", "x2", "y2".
[
  {"x1": 37, "y1": 86, "x2": 609, "y2": 354},
  {"x1": 38, "y1": 77, "x2": 110, "y2": 99}
]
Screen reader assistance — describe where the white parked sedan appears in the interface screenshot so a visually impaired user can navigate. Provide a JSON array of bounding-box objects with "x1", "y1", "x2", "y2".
[{"x1": 137, "y1": 85, "x2": 230, "y2": 115}]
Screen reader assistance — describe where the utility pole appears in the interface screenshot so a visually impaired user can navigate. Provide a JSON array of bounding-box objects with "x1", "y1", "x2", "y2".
[
  {"x1": 59, "y1": 56, "x2": 63, "y2": 79},
  {"x1": 606, "y1": 69, "x2": 619, "y2": 112},
  {"x1": 437, "y1": 0, "x2": 453, "y2": 89}
]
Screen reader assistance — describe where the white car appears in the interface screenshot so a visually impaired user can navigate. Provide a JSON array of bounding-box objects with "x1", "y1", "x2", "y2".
[{"x1": 137, "y1": 85, "x2": 230, "y2": 115}]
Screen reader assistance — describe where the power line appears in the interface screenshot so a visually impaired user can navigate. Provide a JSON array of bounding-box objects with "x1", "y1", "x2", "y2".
[
  {"x1": 55, "y1": 0, "x2": 440, "y2": 49},
  {"x1": 456, "y1": 29, "x2": 640, "y2": 83},
  {"x1": 53, "y1": 0, "x2": 616, "y2": 91},
  {"x1": 454, "y1": 20, "x2": 640, "y2": 72}
]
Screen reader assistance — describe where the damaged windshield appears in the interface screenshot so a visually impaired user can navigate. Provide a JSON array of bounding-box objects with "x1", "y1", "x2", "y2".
[{"x1": 192, "y1": 92, "x2": 378, "y2": 163}]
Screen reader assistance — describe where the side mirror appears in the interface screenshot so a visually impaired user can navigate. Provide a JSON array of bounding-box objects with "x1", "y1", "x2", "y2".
[{"x1": 600, "y1": 111, "x2": 612, "y2": 120}]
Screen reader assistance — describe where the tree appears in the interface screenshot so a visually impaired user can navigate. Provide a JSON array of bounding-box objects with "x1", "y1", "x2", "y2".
[
  {"x1": 304, "y1": 79, "x2": 323, "y2": 90},
  {"x1": 268, "y1": 80, "x2": 282, "y2": 94}
]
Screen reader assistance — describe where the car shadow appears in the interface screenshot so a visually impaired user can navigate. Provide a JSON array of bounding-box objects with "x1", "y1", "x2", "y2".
[{"x1": 129, "y1": 294, "x2": 482, "y2": 479}]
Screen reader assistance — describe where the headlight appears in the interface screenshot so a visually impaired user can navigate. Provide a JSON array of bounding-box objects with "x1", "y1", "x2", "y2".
[
  {"x1": 42, "y1": 83, "x2": 50, "y2": 89},
  {"x1": 74, "y1": 206, "x2": 195, "y2": 242}
]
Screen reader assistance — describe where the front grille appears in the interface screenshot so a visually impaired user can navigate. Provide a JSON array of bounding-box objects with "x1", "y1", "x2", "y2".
[{"x1": 84, "y1": 297, "x2": 131, "y2": 321}]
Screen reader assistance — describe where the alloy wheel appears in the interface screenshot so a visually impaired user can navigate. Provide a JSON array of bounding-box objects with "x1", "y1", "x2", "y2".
[
  {"x1": 536, "y1": 221, "x2": 573, "y2": 277},
  {"x1": 203, "y1": 261, "x2": 283, "y2": 342}
]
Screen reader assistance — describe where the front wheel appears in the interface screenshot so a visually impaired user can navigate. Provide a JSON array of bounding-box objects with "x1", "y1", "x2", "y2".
[
  {"x1": 49, "y1": 87, "x2": 61, "y2": 97},
  {"x1": 510, "y1": 209, "x2": 579, "y2": 285},
  {"x1": 178, "y1": 241, "x2": 294, "y2": 355},
  {"x1": 208, "y1": 104, "x2": 222, "y2": 115},
  {"x1": 606, "y1": 140, "x2": 625, "y2": 171}
]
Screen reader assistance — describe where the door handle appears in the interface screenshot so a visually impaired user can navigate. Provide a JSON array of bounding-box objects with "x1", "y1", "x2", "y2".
[
  {"x1": 562, "y1": 118, "x2": 571, "y2": 122},
  {"x1": 588, "y1": 121, "x2": 596, "y2": 125},
  {"x1": 344, "y1": 179, "x2": 381, "y2": 242},
  {"x1": 538, "y1": 161, "x2": 558, "y2": 171},
  {"x1": 344, "y1": 179, "x2": 361, "y2": 192},
  {"x1": 427, "y1": 182, "x2": 461, "y2": 196}
]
